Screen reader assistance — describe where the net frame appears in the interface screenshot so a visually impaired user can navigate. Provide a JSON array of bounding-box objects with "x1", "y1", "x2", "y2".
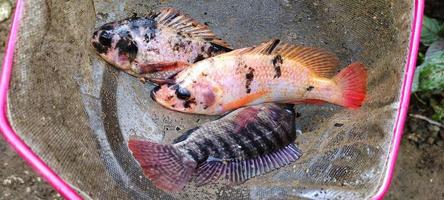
[{"x1": 0, "y1": 0, "x2": 424, "y2": 199}]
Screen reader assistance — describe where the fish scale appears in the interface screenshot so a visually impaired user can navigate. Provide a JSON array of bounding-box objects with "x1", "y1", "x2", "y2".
[
  {"x1": 91, "y1": 7, "x2": 231, "y2": 81},
  {"x1": 152, "y1": 39, "x2": 367, "y2": 115},
  {"x1": 128, "y1": 103, "x2": 302, "y2": 192}
]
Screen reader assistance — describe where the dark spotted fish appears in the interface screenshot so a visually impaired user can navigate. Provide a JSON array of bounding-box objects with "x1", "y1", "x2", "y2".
[
  {"x1": 151, "y1": 39, "x2": 367, "y2": 115},
  {"x1": 91, "y1": 8, "x2": 231, "y2": 80},
  {"x1": 128, "y1": 103, "x2": 302, "y2": 192}
]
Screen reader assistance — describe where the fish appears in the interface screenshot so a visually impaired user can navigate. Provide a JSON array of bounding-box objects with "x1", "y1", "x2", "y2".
[
  {"x1": 128, "y1": 103, "x2": 302, "y2": 192},
  {"x1": 91, "y1": 8, "x2": 231, "y2": 81},
  {"x1": 151, "y1": 39, "x2": 367, "y2": 115}
]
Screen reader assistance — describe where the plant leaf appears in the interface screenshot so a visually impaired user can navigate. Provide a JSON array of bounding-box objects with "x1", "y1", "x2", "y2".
[
  {"x1": 417, "y1": 52, "x2": 425, "y2": 65},
  {"x1": 421, "y1": 16, "x2": 444, "y2": 46},
  {"x1": 431, "y1": 99, "x2": 444, "y2": 121},
  {"x1": 415, "y1": 51, "x2": 444, "y2": 92}
]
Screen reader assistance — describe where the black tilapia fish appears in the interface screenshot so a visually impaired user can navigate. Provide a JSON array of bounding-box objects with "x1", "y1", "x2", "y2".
[
  {"x1": 128, "y1": 103, "x2": 302, "y2": 192},
  {"x1": 91, "y1": 8, "x2": 231, "y2": 81}
]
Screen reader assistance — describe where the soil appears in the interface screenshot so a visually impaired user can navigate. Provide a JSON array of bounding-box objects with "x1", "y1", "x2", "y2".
[{"x1": 0, "y1": 2, "x2": 443, "y2": 200}]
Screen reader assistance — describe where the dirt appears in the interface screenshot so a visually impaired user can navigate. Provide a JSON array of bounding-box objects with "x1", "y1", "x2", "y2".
[
  {"x1": 386, "y1": 137, "x2": 444, "y2": 200},
  {"x1": 0, "y1": 2, "x2": 443, "y2": 200},
  {"x1": 385, "y1": 92, "x2": 444, "y2": 200},
  {"x1": 0, "y1": 140, "x2": 62, "y2": 200}
]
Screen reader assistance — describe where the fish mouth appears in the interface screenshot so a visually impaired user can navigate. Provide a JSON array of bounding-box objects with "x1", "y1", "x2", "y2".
[
  {"x1": 92, "y1": 30, "x2": 99, "y2": 38},
  {"x1": 150, "y1": 86, "x2": 160, "y2": 102}
]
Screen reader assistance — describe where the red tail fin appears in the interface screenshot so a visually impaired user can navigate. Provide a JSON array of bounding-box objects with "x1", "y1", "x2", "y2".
[
  {"x1": 333, "y1": 62, "x2": 367, "y2": 108},
  {"x1": 128, "y1": 139, "x2": 196, "y2": 192}
]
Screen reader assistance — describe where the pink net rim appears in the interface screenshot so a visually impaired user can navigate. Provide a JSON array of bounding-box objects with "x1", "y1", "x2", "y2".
[
  {"x1": 372, "y1": 0, "x2": 424, "y2": 199},
  {"x1": 0, "y1": 0, "x2": 424, "y2": 199}
]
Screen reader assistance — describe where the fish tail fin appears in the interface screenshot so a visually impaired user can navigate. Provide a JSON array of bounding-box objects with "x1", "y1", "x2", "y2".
[
  {"x1": 128, "y1": 139, "x2": 197, "y2": 192},
  {"x1": 332, "y1": 62, "x2": 367, "y2": 108}
]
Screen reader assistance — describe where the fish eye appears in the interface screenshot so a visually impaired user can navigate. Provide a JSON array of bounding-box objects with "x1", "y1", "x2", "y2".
[
  {"x1": 99, "y1": 31, "x2": 113, "y2": 47},
  {"x1": 175, "y1": 87, "x2": 191, "y2": 100}
]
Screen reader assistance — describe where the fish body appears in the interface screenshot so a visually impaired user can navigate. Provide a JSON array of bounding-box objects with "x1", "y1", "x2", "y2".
[
  {"x1": 91, "y1": 8, "x2": 230, "y2": 80},
  {"x1": 128, "y1": 103, "x2": 302, "y2": 192},
  {"x1": 152, "y1": 39, "x2": 367, "y2": 115}
]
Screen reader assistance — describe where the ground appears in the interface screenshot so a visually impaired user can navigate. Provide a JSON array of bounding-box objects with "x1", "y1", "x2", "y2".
[{"x1": 0, "y1": 1, "x2": 443, "y2": 200}]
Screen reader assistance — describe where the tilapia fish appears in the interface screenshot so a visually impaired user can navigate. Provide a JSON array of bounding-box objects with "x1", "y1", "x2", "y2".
[
  {"x1": 91, "y1": 8, "x2": 231, "y2": 80},
  {"x1": 128, "y1": 103, "x2": 302, "y2": 192},
  {"x1": 152, "y1": 39, "x2": 367, "y2": 115}
]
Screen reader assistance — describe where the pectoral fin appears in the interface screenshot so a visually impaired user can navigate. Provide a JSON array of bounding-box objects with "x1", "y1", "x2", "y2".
[
  {"x1": 133, "y1": 61, "x2": 189, "y2": 74},
  {"x1": 221, "y1": 91, "x2": 268, "y2": 112}
]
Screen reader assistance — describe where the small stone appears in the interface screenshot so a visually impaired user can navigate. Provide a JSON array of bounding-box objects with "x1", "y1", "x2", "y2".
[
  {"x1": 436, "y1": 140, "x2": 444, "y2": 147},
  {"x1": 418, "y1": 143, "x2": 430, "y2": 149},
  {"x1": 431, "y1": 129, "x2": 439, "y2": 138},
  {"x1": 2, "y1": 178, "x2": 11, "y2": 185},
  {"x1": 407, "y1": 132, "x2": 421, "y2": 143},
  {"x1": 408, "y1": 122, "x2": 418, "y2": 131},
  {"x1": 427, "y1": 137, "x2": 435, "y2": 145},
  {"x1": 428, "y1": 125, "x2": 440, "y2": 133},
  {"x1": 0, "y1": 0, "x2": 12, "y2": 23}
]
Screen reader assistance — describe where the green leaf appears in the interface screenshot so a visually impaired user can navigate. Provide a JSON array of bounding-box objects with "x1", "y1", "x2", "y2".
[
  {"x1": 412, "y1": 66, "x2": 420, "y2": 92},
  {"x1": 417, "y1": 52, "x2": 425, "y2": 65},
  {"x1": 415, "y1": 51, "x2": 444, "y2": 92},
  {"x1": 431, "y1": 99, "x2": 444, "y2": 121},
  {"x1": 421, "y1": 16, "x2": 444, "y2": 46}
]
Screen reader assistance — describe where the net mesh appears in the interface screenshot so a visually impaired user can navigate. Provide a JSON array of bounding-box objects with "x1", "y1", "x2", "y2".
[{"x1": 7, "y1": 0, "x2": 412, "y2": 199}]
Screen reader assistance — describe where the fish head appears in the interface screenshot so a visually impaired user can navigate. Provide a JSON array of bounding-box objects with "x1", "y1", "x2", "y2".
[
  {"x1": 91, "y1": 21, "x2": 139, "y2": 72},
  {"x1": 151, "y1": 79, "x2": 222, "y2": 114}
]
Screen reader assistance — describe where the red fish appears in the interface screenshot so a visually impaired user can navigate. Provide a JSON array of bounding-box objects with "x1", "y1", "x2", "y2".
[
  {"x1": 151, "y1": 39, "x2": 367, "y2": 115},
  {"x1": 91, "y1": 8, "x2": 231, "y2": 81}
]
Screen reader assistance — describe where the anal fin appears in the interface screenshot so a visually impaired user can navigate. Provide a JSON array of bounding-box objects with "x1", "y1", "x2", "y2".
[
  {"x1": 222, "y1": 90, "x2": 268, "y2": 112},
  {"x1": 194, "y1": 143, "x2": 302, "y2": 186}
]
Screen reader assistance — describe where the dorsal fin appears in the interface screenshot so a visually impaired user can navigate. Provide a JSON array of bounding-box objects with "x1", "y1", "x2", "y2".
[
  {"x1": 154, "y1": 8, "x2": 231, "y2": 49},
  {"x1": 249, "y1": 39, "x2": 281, "y2": 54},
  {"x1": 274, "y1": 43, "x2": 340, "y2": 77},
  {"x1": 220, "y1": 39, "x2": 281, "y2": 57},
  {"x1": 221, "y1": 40, "x2": 340, "y2": 78}
]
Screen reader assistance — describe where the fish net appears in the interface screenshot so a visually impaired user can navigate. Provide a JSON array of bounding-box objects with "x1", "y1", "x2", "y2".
[{"x1": 7, "y1": 0, "x2": 412, "y2": 199}]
